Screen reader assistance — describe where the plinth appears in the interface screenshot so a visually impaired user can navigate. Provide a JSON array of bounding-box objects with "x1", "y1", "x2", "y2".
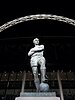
[{"x1": 15, "y1": 92, "x2": 60, "y2": 100}]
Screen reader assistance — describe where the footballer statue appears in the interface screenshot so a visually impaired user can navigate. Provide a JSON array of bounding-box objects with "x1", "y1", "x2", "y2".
[{"x1": 28, "y1": 38, "x2": 49, "y2": 92}]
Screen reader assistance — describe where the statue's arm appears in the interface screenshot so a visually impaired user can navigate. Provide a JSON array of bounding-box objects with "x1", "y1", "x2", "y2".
[
  {"x1": 28, "y1": 48, "x2": 34, "y2": 56},
  {"x1": 33, "y1": 45, "x2": 44, "y2": 52},
  {"x1": 28, "y1": 45, "x2": 44, "y2": 56}
]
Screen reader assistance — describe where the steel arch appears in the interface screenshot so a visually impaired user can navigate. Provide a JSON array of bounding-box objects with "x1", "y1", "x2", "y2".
[{"x1": 0, "y1": 14, "x2": 75, "y2": 32}]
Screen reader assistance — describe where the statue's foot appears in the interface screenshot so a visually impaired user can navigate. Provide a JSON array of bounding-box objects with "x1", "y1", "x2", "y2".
[
  {"x1": 36, "y1": 86, "x2": 40, "y2": 92},
  {"x1": 41, "y1": 75, "x2": 48, "y2": 82},
  {"x1": 41, "y1": 78, "x2": 48, "y2": 83},
  {"x1": 36, "y1": 89, "x2": 40, "y2": 92}
]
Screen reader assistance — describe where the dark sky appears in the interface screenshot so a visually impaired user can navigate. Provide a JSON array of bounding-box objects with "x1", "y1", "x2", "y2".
[{"x1": 0, "y1": 1, "x2": 75, "y2": 25}]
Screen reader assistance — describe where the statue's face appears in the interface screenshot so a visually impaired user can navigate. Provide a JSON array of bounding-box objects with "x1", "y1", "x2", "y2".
[{"x1": 33, "y1": 38, "x2": 39, "y2": 45}]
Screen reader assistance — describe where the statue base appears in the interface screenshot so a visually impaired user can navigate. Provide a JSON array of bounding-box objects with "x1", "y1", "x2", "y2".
[
  {"x1": 15, "y1": 92, "x2": 60, "y2": 100},
  {"x1": 20, "y1": 92, "x2": 56, "y2": 97},
  {"x1": 15, "y1": 97, "x2": 60, "y2": 100}
]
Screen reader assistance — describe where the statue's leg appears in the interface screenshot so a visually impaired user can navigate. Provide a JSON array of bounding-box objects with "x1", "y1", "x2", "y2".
[
  {"x1": 32, "y1": 67, "x2": 40, "y2": 92},
  {"x1": 41, "y1": 68, "x2": 47, "y2": 83},
  {"x1": 40, "y1": 57, "x2": 47, "y2": 83}
]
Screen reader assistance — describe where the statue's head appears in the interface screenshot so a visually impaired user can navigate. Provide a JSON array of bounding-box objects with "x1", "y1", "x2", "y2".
[{"x1": 33, "y1": 38, "x2": 39, "y2": 45}]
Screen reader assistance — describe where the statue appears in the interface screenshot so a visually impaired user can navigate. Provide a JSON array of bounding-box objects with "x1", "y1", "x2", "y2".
[{"x1": 28, "y1": 38, "x2": 49, "y2": 92}]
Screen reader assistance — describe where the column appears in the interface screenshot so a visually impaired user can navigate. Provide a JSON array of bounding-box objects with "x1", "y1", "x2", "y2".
[
  {"x1": 57, "y1": 70, "x2": 64, "y2": 100},
  {"x1": 21, "y1": 71, "x2": 26, "y2": 93}
]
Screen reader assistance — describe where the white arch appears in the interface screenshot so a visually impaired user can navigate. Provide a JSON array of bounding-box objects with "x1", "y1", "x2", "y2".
[{"x1": 0, "y1": 14, "x2": 75, "y2": 32}]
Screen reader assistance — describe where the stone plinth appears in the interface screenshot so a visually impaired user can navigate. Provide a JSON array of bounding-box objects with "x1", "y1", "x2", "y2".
[
  {"x1": 20, "y1": 92, "x2": 56, "y2": 97},
  {"x1": 15, "y1": 92, "x2": 60, "y2": 100},
  {"x1": 15, "y1": 97, "x2": 60, "y2": 100}
]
